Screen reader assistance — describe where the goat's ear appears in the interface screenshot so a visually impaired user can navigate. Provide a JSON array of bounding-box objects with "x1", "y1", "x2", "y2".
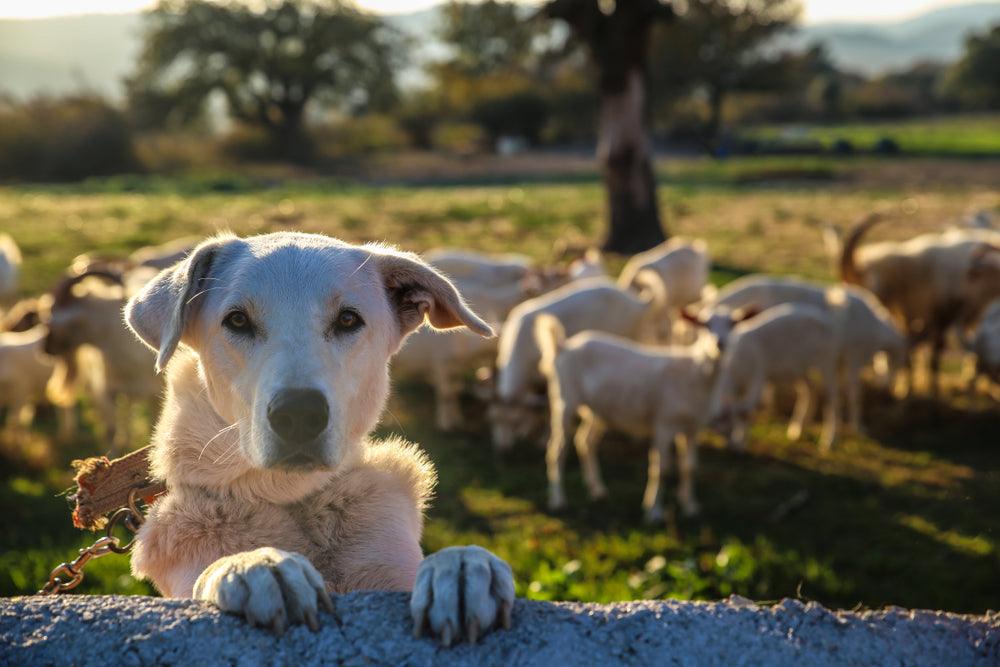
[
  {"x1": 732, "y1": 304, "x2": 761, "y2": 323},
  {"x1": 372, "y1": 247, "x2": 493, "y2": 339},
  {"x1": 124, "y1": 236, "x2": 232, "y2": 372},
  {"x1": 969, "y1": 244, "x2": 1000, "y2": 279}
]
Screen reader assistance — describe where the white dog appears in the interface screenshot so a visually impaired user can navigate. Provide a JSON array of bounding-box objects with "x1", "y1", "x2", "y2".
[{"x1": 124, "y1": 232, "x2": 515, "y2": 645}]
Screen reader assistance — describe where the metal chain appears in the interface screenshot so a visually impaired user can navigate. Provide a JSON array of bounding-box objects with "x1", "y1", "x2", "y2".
[{"x1": 38, "y1": 490, "x2": 146, "y2": 595}]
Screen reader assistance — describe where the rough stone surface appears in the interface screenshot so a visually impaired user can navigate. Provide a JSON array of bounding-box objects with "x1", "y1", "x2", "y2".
[{"x1": 2, "y1": 593, "x2": 998, "y2": 666}]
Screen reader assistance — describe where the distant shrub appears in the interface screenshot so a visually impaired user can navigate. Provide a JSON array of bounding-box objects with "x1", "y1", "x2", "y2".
[
  {"x1": 0, "y1": 95, "x2": 141, "y2": 182},
  {"x1": 873, "y1": 137, "x2": 901, "y2": 155},
  {"x1": 134, "y1": 133, "x2": 222, "y2": 173},
  {"x1": 470, "y1": 91, "x2": 550, "y2": 149},
  {"x1": 830, "y1": 138, "x2": 855, "y2": 155},
  {"x1": 217, "y1": 125, "x2": 283, "y2": 163},
  {"x1": 315, "y1": 115, "x2": 410, "y2": 157},
  {"x1": 432, "y1": 122, "x2": 487, "y2": 155}
]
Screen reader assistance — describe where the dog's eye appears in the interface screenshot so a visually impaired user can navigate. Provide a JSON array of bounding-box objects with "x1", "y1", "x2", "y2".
[
  {"x1": 333, "y1": 309, "x2": 364, "y2": 334},
  {"x1": 223, "y1": 310, "x2": 253, "y2": 334}
]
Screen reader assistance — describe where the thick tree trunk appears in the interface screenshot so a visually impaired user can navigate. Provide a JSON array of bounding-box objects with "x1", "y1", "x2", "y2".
[
  {"x1": 597, "y1": 69, "x2": 666, "y2": 254},
  {"x1": 269, "y1": 105, "x2": 311, "y2": 163},
  {"x1": 705, "y1": 85, "x2": 725, "y2": 152}
]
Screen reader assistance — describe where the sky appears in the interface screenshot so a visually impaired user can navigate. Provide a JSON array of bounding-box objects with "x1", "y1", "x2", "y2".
[{"x1": 0, "y1": 0, "x2": 988, "y2": 23}]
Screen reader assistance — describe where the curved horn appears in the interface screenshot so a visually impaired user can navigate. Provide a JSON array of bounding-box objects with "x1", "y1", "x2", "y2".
[
  {"x1": 51, "y1": 268, "x2": 126, "y2": 308},
  {"x1": 839, "y1": 212, "x2": 885, "y2": 285}
]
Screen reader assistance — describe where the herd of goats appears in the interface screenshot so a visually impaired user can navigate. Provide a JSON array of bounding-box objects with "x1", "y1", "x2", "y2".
[{"x1": 0, "y1": 211, "x2": 998, "y2": 522}]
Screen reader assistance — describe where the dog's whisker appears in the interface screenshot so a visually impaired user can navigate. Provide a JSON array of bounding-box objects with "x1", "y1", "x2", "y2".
[
  {"x1": 186, "y1": 285, "x2": 225, "y2": 305},
  {"x1": 213, "y1": 421, "x2": 250, "y2": 465},
  {"x1": 198, "y1": 421, "x2": 241, "y2": 461},
  {"x1": 384, "y1": 407, "x2": 406, "y2": 436},
  {"x1": 213, "y1": 440, "x2": 241, "y2": 465},
  {"x1": 349, "y1": 252, "x2": 373, "y2": 278}
]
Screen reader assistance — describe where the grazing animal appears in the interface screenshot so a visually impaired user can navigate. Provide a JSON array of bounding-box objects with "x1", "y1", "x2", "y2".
[
  {"x1": 836, "y1": 215, "x2": 1000, "y2": 396},
  {"x1": 963, "y1": 299, "x2": 1000, "y2": 398},
  {"x1": 709, "y1": 303, "x2": 843, "y2": 452},
  {"x1": 0, "y1": 325, "x2": 73, "y2": 441},
  {"x1": 534, "y1": 315, "x2": 719, "y2": 521},
  {"x1": 44, "y1": 269, "x2": 161, "y2": 452},
  {"x1": 490, "y1": 275, "x2": 666, "y2": 451},
  {"x1": 694, "y1": 275, "x2": 906, "y2": 434},
  {"x1": 0, "y1": 234, "x2": 22, "y2": 304},
  {"x1": 618, "y1": 238, "x2": 710, "y2": 341},
  {"x1": 124, "y1": 232, "x2": 515, "y2": 645}
]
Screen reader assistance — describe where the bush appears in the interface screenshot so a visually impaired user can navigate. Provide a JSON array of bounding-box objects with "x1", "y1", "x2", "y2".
[
  {"x1": 470, "y1": 91, "x2": 550, "y2": 149},
  {"x1": 873, "y1": 137, "x2": 901, "y2": 155},
  {"x1": 432, "y1": 122, "x2": 487, "y2": 155},
  {"x1": 0, "y1": 95, "x2": 141, "y2": 182},
  {"x1": 314, "y1": 114, "x2": 410, "y2": 157},
  {"x1": 830, "y1": 138, "x2": 855, "y2": 155}
]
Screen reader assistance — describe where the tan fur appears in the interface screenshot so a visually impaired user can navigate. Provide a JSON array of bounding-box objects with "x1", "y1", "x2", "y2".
[
  {"x1": 133, "y1": 355, "x2": 435, "y2": 597},
  {"x1": 124, "y1": 232, "x2": 513, "y2": 644}
]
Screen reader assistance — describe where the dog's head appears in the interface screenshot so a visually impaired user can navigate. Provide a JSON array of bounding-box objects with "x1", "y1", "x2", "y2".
[{"x1": 125, "y1": 232, "x2": 491, "y2": 473}]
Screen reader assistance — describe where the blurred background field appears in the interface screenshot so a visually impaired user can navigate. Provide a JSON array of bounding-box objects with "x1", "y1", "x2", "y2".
[
  {"x1": 1, "y1": 0, "x2": 999, "y2": 617},
  {"x1": 2, "y1": 156, "x2": 998, "y2": 612}
]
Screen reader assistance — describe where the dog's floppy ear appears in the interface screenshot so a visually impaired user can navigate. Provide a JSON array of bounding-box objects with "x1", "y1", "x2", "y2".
[
  {"x1": 372, "y1": 247, "x2": 493, "y2": 339},
  {"x1": 125, "y1": 236, "x2": 232, "y2": 372}
]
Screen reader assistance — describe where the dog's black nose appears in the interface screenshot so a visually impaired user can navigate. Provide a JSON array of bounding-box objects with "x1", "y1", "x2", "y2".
[{"x1": 267, "y1": 388, "x2": 329, "y2": 445}]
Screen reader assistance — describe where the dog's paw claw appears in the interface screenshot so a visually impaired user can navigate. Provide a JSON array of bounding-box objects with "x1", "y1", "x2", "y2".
[
  {"x1": 410, "y1": 545, "x2": 515, "y2": 647},
  {"x1": 194, "y1": 547, "x2": 329, "y2": 636}
]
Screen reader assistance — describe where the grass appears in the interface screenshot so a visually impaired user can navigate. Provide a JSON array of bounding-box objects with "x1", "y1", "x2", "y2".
[
  {"x1": 1, "y1": 157, "x2": 998, "y2": 613},
  {"x1": 745, "y1": 114, "x2": 1000, "y2": 157}
]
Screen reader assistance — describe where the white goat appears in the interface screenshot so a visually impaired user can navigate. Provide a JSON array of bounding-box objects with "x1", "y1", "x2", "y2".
[
  {"x1": 0, "y1": 325, "x2": 73, "y2": 440},
  {"x1": 709, "y1": 303, "x2": 843, "y2": 452},
  {"x1": 534, "y1": 315, "x2": 718, "y2": 520},
  {"x1": 696, "y1": 275, "x2": 906, "y2": 434},
  {"x1": 44, "y1": 270, "x2": 161, "y2": 452},
  {"x1": 425, "y1": 249, "x2": 533, "y2": 286},
  {"x1": 963, "y1": 299, "x2": 1000, "y2": 398},
  {"x1": 836, "y1": 215, "x2": 1000, "y2": 395},
  {"x1": 490, "y1": 275, "x2": 667, "y2": 451},
  {"x1": 0, "y1": 234, "x2": 22, "y2": 304},
  {"x1": 618, "y1": 238, "x2": 710, "y2": 341},
  {"x1": 395, "y1": 249, "x2": 607, "y2": 432}
]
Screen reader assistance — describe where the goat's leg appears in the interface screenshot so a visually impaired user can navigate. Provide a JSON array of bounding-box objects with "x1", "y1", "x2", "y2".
[
  {"x1": 642, "y1": 425, "x2": 676, "y2": 523},
  {"x1": 573, "y1": 409, "x2": 608, "y2": 500},
  {"x1": 112, "y1": 396, "x2": 131, "y2": 454},
  {"x1": 819, "y1": 365, "x2": 840, "y2": 453},
  {"x1": 929, "y1": 332, "x2": 945, "y2": 398},
  {"x1": 844, "y1": 362, "x2": 864, "y2": 436},
  {"x1": 3, "y1": 400, "x2": 28, "y2": 442},
  {"x1": 786, "y1": 380, "x2": 815, "y2": 442},
  {"x1": 675, "y1": 430, "x2": 700, "y2": 517},
  {"x1": 432, "y1": 364, "x2": 462, "y2": 432},
  {"x1": 545, "y1": 399, "x2": 573, "y2": 511},
  {"x1": 16, "y1": 402, "x2": 36, "y2": 430},
  {"x1": 56, "y1": 405, "x2": 77, "y2": 443}
]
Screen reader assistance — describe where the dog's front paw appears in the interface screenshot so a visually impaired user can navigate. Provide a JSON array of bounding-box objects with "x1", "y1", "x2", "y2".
[
  {"x1": 193, "y1": 547, "x2": 333, "y2": 636},
  {"x1": 410, "y1": 545, "x2": 515, "y2": 646}
]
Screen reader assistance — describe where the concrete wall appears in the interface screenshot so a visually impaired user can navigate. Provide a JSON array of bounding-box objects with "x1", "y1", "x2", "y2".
[{"x1": 3, "y1": 593, "x2": 998, "y2": 666}]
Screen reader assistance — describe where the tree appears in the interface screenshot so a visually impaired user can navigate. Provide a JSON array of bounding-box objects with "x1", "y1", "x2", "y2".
[
  {"x1": 127, "y1": 0, "x2": 404, "y2": 159},
  {"x1": 543, "y1": 0, "x2": 675, "y2": 255},
  {"x1": 430, "y1": 1, "x2": 555, "y2": 148},
  {"x1": 945, "y1": 24, "x2": 1000, "y2": 110},
  {"x1": 649, "y1": 0, "x2": 800, "y2": 148},
  {"x1": 438, "y1": 0, "x2": 541, "y2": 77}
]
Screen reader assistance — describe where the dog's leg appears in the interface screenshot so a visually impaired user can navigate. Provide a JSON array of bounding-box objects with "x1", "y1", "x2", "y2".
[
  {"x1": 410, "y1": 545, "x2": 515, "y2": 646},
  {"x1": 193, "y1": 547, "x2": 333, "y2": 636}
]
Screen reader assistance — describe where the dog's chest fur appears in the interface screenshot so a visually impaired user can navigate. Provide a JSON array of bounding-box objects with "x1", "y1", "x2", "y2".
[{"x1": 132, "y1": 438, "x2": 435, "y2": 596}]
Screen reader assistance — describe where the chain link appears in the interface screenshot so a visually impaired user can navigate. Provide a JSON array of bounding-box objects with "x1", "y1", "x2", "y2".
[{"x1": 38, "y1": 490, "x2": 146, "y2": 595}]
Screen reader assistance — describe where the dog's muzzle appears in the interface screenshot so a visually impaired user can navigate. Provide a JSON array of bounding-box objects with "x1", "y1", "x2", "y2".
[{"x1": 267, "y1": 387, "x2": 329, "y2": 468}]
